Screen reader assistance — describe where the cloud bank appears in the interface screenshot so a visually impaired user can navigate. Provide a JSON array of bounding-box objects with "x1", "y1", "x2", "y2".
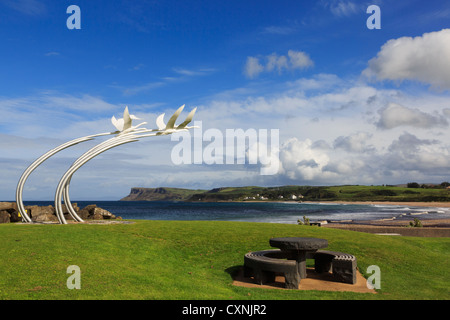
[
  {"x1": 376, "y1": 103, "x2": 448, "y2": 129},
  {"x1": 364, "y1": 29, "x2": 450, "y2": 90}
]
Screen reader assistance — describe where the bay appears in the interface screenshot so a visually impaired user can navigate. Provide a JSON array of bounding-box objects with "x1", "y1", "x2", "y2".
[{"x1": 22, "y1": 200, "x2": 450, "y2": 224}]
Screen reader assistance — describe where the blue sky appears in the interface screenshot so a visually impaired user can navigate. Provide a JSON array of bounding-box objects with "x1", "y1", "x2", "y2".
[{"x1": 1, "y1": 0, "x2": 450, "y2": 200}]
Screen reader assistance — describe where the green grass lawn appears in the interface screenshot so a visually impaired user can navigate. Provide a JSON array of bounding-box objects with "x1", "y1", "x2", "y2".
[{"x1": 0, "y1": 220, "x2": 449, "y2": 300}]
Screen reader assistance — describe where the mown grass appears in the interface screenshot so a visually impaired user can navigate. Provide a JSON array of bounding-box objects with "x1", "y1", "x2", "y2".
[{"x1": 0, "y1": 220, "x2": 449, "y2": 300}]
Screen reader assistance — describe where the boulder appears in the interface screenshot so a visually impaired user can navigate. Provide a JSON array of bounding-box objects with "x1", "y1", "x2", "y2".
[
  {"x1": 25, "y1": 205, "x2": 55, "y2": 218},
  {"x1": 9, "y1": 210, "x2": 21, "y2": 223},
  {"x1": 93, "y1": 207, "x2": 113, "y2": 219},
  {"x1": 34, "y1": 212, "x2": 58, "y2": 223},
  {"x1": 0, "y1": 210, "x2": 11, "y2": 223},
  {"x1": 0, "y1": 203, "x2": 20, "y2": 223},
  {"x1": 77, "y1": 208, "x2": 90, "y2": 220},
  {"x1": 62, "y1": 203, "x2": 80, "y2": 214},
  {"x1": 83, "y1": 204, "x2": 97, "y2": 214},
  {"x1": 63, "y1": 213, "x2": 74, "y2": 221},
  {"x1": 29, "y1": 205, "x2": 56, "y2": 222},
  {"x1": 0, "y1": 202, "x2": 18, "y2": 212},
  {"x1": 24, "y1": 205, "x2": 38, "y2": 218},
  {"x1": 91, "y1": 212, "x2": 103, "y2": 220}
]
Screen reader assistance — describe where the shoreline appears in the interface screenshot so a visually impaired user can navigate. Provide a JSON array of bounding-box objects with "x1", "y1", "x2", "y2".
[
  {"x1": 236, "y1": 200, "x2": 450, "y2": 208},
  {"x1": 298, "y1": 201, "x2": 450, "y2": 237},
  {"x1": 301, "y1": 200, "x2": 450, "y2": 208}
]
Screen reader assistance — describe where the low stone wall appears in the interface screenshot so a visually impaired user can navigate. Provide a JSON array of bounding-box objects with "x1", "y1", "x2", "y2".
[
  {"x1": 324, "y1": 224, "x2": 450, "y2": 237},
  {"x1": 0, "y1": 202, "x2": 121, "y2": 223}
]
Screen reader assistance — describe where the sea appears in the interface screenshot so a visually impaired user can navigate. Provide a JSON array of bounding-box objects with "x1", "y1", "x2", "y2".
[{"x1": 22, "y1": 200, "x2": 450, "y2": 224}]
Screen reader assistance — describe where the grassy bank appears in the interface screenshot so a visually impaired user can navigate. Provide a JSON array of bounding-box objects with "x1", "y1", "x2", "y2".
[{"x1": 0, "y1": 220, "x2": 449, "y2": 300}]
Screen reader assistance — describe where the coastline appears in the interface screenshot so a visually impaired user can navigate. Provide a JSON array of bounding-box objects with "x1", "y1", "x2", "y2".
[
  {"x1": 301, "y1": 200, "x2": 450, "y2": 208},
  {"x1": 298, "y1": 201, "x2": 450, "y2": 237},
  {"x1": 236, "y1": 200, "x2": 450, "y2": 208}
]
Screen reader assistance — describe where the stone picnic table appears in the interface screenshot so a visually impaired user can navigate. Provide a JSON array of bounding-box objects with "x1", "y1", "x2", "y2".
[{"x1": 269, "y1": 237, "x2": 328, "y2": 279}]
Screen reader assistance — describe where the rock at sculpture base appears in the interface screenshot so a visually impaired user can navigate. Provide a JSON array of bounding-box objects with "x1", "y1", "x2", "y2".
[
  {"x1": 0, "y1": 211, "x2": 11, "y2": 223},
  {"x1": 77, "y1": 209, "x2": 90, "y2": 220},
  {"x1": 0, "y1": 202, "x2": 18, "y2": 211},
  {"x1": 0, "y1": 202, "x2": 119, "y2": 223},
  {"x1": 29, "y1": 205, "x2": 56, "y2": 222}
]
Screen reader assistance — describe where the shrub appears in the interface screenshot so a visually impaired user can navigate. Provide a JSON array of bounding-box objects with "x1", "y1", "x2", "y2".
[
  {"x1": 297, "y1": 216, "x2": 310, "y2": 226},
  {"x1": 409, "y1": 218, "x2": 423, "y2": 228},
  {"x1": 407, "y1": 182, "x2": 420, "y2": 188}
]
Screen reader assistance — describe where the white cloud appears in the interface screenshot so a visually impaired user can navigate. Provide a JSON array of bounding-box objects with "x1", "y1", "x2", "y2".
[
  {"x1": 172, "y1": 67, "x2": 217, "y2": 76},
  {"x1": 120, "y1": 81, "x2": 166, "y2": 96},
  {"x1": 266, "y1": 54, "x2": 289, "y2": 73},
  {"x1": 244, "y1": 50, "x2": 313, "y2": 79},
  {"x1": 262, "y1": 25, "x2": 296, "y2": 35},
  {"x1": 130, "y1": 63, "x2": 145, "y2": 71},
  {"x1": 1, "y1": 0, "x2": 46, "y2": 16},
  {"x1": 0, "y1": 93, "x2": 120, "y2": 139},
  {"x1": 333, "y1": 132, "x2": 374, "y2": 153},
  {"x1": 321, "y1": 0, "x2": 358, "y2": 17},
  {"x1": 364, "y1": 29, "x2": 450, "y2": 90},
  {"x1": 278, "y1": 138, "x2": 330, "y2": 181},
  {"x1": 385, "y1": 132, "x2": 450, "y2": 172},
  {"x1": 388, "y1": 132, "x2": 438, "y2": 155},
  {"x1": 376, "y1": 103, "x2": 448, "y2": 129},
  {"x1": 44, "y1": 52, "x2": 60, "y2": 57},
  {"x1": 288, "y1": 50, "x2": 314, "y2": 69},
  {"x1": 330, "y1": 1, "x2": 357, "y2": 17},
  {"x1": 244, "y1": 57, "x2": 265, "y2": 79}
]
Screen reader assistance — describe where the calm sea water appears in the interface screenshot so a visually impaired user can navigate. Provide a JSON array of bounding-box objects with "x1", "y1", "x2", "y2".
[{"x1": 22, "y1": 200, "x2": 450, "y2": 224}]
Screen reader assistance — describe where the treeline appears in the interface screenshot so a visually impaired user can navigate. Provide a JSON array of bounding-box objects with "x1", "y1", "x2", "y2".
[{"x1": 407, "y1": 182, "x2": 450, "y2": 189}]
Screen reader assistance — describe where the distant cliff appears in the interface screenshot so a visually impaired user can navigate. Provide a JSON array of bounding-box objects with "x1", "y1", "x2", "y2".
[{"x1": 120, "y1": 187, "x2": 206, "y2": 201}]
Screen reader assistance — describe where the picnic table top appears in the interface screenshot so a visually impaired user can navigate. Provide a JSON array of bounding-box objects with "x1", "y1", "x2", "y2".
[{"x1": 269, "y1": 237, "x2": 328, "y2": 251}]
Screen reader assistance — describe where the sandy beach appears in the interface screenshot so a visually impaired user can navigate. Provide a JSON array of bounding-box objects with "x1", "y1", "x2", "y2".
[
  {"x1": 299, "y1": 201, "x2": 450, "y2": 237},
  {"x1": 302, "y1": 200, "x2": 450, "y2": 208}
]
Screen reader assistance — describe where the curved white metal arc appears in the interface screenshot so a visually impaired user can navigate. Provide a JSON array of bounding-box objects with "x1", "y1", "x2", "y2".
[
  {"x1": 15, "y1": 132, "x2": 112, "y2": 223},
  {"x1": 60, "y1": 130, "x2": 147, "y2": 222},
  {"x1": 59, "y1": 129, "x2": 160, "y2": 223},
  {"x1": 56, "y1": 129, "x2": 161, "y2": 224},
  {"x1": 55, "y1": 135, "x2": 139, "y2": 224},
  {"x1": 62, "y1": 176, "x2": 83, "y2": 222}
]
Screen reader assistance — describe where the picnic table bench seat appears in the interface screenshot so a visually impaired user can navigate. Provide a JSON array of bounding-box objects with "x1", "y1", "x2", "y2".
[
  {"x1": 244, "y1": 249, "x2": 357, "y2": 288},
  {"x1": 313, "y1": 250, "x2": 357, "y2": 284},
  {"x1": 244, "y1": 249, "x2": 300, "y2": 289}
]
